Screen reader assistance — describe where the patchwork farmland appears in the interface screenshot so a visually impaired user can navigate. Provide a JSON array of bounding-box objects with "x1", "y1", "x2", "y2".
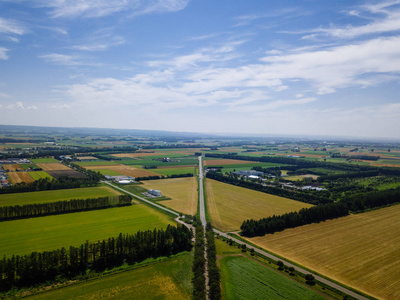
[
  {"x1": 248, "y1": 205, "x2": 400, "y2": 300},
  {"x1": 7, "y1": 172, "x2": 35, "y2": 184}
]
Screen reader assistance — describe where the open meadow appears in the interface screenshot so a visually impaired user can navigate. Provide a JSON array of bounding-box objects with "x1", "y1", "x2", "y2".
[
  {"x1": 30, "y1": 252, "x2": 193, "y2": 300},
  {"x1": 151, "y1": 166, "x2": 196, "y2": 176},
  {"x1": 248, "y1": 204, "x2": 400, "y2": 300},
  {"x1": 0, "y1": 186, "x2": 122, "y2": 206},
  {"x1": 142, "y1": 177, "x2": 198, "y2": 215},
  {"x1": 220, "y1": 256, "x2": 326, "y2": 300},
  {"x1": 0, "y1": 204, "x2": 174, "y2": 257},
  {"x1": 28, "y1": 171, "x2": 54, "y2": 180},
  {"x1": 31, "y1": 158, "x2": 59, "y2": 163},
  {"x1": 206, "y1": 179, "x2": 313, "y2": 232}
]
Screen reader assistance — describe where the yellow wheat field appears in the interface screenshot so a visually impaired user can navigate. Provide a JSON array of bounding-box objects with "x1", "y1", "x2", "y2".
[
  {"x1": 143, "y1": 177, "x2": 198, "y2": 215},
  {"x1": 206, "y1": 179, "x2": 313, "y2": 232},
  {"x1": 248, "y1": 205, "x2": 400, "y2": 300}
]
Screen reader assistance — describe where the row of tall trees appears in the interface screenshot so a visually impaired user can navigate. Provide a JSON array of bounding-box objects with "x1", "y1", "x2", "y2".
[
  {"x1": 206, "y1": 223, "x2": 221, "y2": 300},
  {"x1": 241, "y1": 202, "x2": 349, "y2": 237},
  {"x1": 0, "y1": 224, "x2": 192, "y2": 292},
  {"x1": 206, "y1": 171, "x2": 330, "y2": 205},
  {"x1": 0, "y1": 177, "x2": 99, "y2": 195},
  {"x1": 0, "y1": 195, "x2": 132, "y2": 221},
  {"x1": 192, "y1": 223, "x2": 206, "y2": 300}
]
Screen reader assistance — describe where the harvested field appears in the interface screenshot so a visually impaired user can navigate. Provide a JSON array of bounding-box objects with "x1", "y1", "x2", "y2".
[
  {"x1": 85, "y1": 164, "x2": 159, "y2": 177},
  {"x1": 371, "y1": 162, "x2": 400, "y2": 168},
  {"x1": 46, "y1": 170, "x2": 87, "y2": 179},
  {"x1": 36, "y1": 163, "x2": 71, "y2": 171},
  {"x1": 7, "y1": 172, "x2": 34, "y2": 184},
  {"x1": 76, "y1": 156, "x2": 98, "y2": 160},
  {"x1": 4, "y1": 164, "x2": 21, "y2": 171},
  {"x1": 206, "y1": 179, "x2": 313, "y2": 232},
  {"x1": 204, "y1": 159, "x2": 261, "y2": 166},
  {"x1": 248, "y1": 205, "x2": 400, "y2": 300},
  {"x1": 112, "y1": 152, "x2": 167, "y2": 158},
  {"x1": 143, "y1": 177, "x2": 198, "y2": 215}
]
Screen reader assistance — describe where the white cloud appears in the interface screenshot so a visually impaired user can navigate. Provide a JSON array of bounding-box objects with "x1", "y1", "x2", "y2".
[
  {"x1": 39, "y1": 53, "x2": 98, "y2": 66},
  {"x1": 71, "y1": 36, "x2": 126, "y2": 51},
  {"x1": 0, "y1": 17, "x2": 24, "y2": 35},
  {"x1": 0, "y1": 47, "x2": 9, "y2": 60},
  {"x1": 35, "y1": 0, "x2": 189, "y2": 18}
]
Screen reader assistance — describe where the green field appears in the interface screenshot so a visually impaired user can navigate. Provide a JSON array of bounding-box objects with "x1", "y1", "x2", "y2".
[
  {"x1": 0, "y1": 204, "x2": 174, "y2": 256},
  {"x1": 151, "y1": 167, "x2": 196, "y2": 176},
  {"x1": 95, "y1": 169, "x2": 124, "y2": 176},
  {"x1": 76, "y1": 161, "x2": 119, "y2": 166},
  {"x1": 30, "y1": 252, "x2": 193, "y2": 300},
  {"x1": 28, "y1": 171, "x2": 54, "y2": 181},
  {"x1": 0, "y1": 186, "x2": 122, "y2": 207},
  {"x1": 20, "y1": 163, "x2": 39, "y2": 170},
  {"x1": 31, "y1": 158, "x2": 59, "y2": 163},
  {"x1": 221, "y1": 256, "x2": 326, "y2": 300}
]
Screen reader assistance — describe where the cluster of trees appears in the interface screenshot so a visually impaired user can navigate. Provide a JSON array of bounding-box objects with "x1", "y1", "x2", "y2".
[
  {"x1": 206, "y1": 223, "x2": 221, "y2": 300},
  {"x1": 317, "y1": 170, "x2": 379, "y2": 182},
  {"x1": 241, "y1": 202, "x2": 349, "y2": 237},
  {"x1": 0, "y1": 177, "x2": 99, "y2": 195},
  {"x1": 0, "y1": 195, "x2": 132, "y2": 221},
  {"x1": 342, "y1": 187, "x2": 400, "y2": 212},
  {"x1": 192, "y1": 223, "x2": 206, "y2": 300},
  {"x1": 206, "y1": 171, "x2": 330, "y2": 205},
  {"x1": 0, "y1": 224, "x2": 192, "y2": 292}
]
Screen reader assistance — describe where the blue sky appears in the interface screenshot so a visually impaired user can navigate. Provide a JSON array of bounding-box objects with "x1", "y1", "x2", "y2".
[{"x1": 1, "y1": 0, "x2": 400, "y2": 139}]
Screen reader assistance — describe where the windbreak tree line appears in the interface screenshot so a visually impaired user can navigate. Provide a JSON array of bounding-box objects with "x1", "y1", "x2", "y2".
[
  {"x1": 0, "y1": 224, "x2": 192, "y2": 292},
  {"x1": 240, "y1": 202, "x2": 349, "y2": 237},
  {"x1": 0, "y1": 177, "x2": 99, "y2": 195},
  {"x1": 206, "y1": 223, "x2": 221, "y2": 300},
  {"x1": 0, "y1": 195, "x2": 132, "y2": 221},
  {"x1": 192, "y1": 223, "x2": 206, "y2": 300}
]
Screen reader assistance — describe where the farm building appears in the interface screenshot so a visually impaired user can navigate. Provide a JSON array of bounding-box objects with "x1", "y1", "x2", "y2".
[
  {"x1": 117, "y1": 180, "x2": 132, "y2": 185},
  {"x1": 148, "y1": 189, "x2": 162, "y2": 197},
  {"x1": 235, "y1": 170, "x2": 264, "y2": 177}
]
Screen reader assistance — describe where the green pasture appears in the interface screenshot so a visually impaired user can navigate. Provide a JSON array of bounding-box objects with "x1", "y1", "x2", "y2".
[
  {"x1": 221, "y1": 256, "x2": 325, "y2": 300},
  {"x1": 378, "y1": 159, "x2": 400, "y2": 165},
  {"x1": 95, "y1": 169, "x2": 124, "y2": 176},
  {"x1": 206, "y1": 162, "x2": 289, "y2": 170},
  {"x1": 151, "y1": 167, "x2": 196, "y2": 176},
  {"x1": 357, "y1": 177, "x2": 400, "y2": 191},
  {"x1": 28, "y1": 171, "x2": 54, "y2": 181},
  {"x1": 122, "y1": 158, "x2": 198, "y2": 167},
  {"x1": 31, "y1": 158, "x2": 59, "y2": 163},
  {"x1": 20, "y1": 163, "x2": 38, "y2": 170},
  {"x1": 30, "y1": 251, "x2": 193, "y2": 300},
  {"x1": 0, "y1": 204, "x2": 174, "y2": 257},
  {"x1": 0, "y1": 186, "x2": 121, "y2": 207}
]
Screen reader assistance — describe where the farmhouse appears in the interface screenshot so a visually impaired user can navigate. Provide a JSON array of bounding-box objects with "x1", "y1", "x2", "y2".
[{"x1": 148, "y1": 189, "x2": 162, "y2": 197}]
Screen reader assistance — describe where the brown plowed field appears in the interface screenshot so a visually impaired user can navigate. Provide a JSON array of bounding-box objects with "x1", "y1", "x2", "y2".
[
  {"x1": 112, "y1": 152, "x2": 166, "y2": 158},
  {"x1": 248, "y1": 205, "x2": 400, "y2": 300},
  {"x1": 5, "y1": 164, "x2": 21, "y2": 171},
  {"x1": 85, "y1": 164, "x2": 159, "y2": 177},
  {"x1": 36, "y1": 163, "x2": 72, "y2": 171},
  {"x1": 7, "y1": 172, "x2": 34, "y2": 184},
  {"x1": 204, "y1": 159, "x2": 260, "y2": 166},
  {"x1": 76, "y1": 156, "x2": 98, "y2": 160}
]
